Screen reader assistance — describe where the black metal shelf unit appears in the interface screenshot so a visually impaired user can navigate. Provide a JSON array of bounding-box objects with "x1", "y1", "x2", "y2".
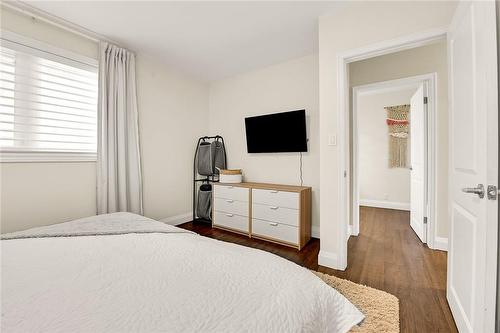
[{"x1": 192, "y1": 135, "x2": 227, "y2": 223}]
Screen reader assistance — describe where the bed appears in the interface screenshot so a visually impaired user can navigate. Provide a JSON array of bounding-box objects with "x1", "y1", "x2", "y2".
[{"x1": 1, "y1": 212, "x2": 364, "y2": 332}]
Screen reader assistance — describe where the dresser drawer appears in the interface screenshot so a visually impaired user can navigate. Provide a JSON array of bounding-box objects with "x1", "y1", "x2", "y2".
[
  {"x1": 252, "y1": 218, "x2": 298, "y2": 245},
  {"x1": 252, "y1": 203, "x2": 299, "y2": 227},
  {"x1": 214, "y1": 185, "x2": 249, "y2": 202},
  {"x1": 252, "y1": 189, "x2": 299, "y2": 209},
  {"x1": 213, "y1": 211, "x2": 249, "y2": 233},
  {"x1": 214, "y1": 197, "x2": 249, "y2": 217}
]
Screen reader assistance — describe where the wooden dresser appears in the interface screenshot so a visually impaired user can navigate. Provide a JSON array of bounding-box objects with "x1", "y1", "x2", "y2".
[{"x1": 212, "y1": 182, "x2": 312, "y2": 250}]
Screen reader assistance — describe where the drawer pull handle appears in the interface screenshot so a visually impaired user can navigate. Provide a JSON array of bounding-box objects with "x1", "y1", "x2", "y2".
[
  {"x1": 226, "y1": 199, "x2": 234, "y2": 203},
  {"x1": 269, "y1": 222, "x2": 278, "y2": 226},
  {"x1": 270, "y1": 190, "x2": 279, "y2": 193},
  {"x1": 225, "y1": 213, "x2": 234, "y2": 217},
  {"x1": 270, "y1": 206, "x2": 279, "y2": 210}
]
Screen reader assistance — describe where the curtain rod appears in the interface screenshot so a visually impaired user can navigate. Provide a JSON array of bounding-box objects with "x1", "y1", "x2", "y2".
[{"x1": 2, "y1": 1, "x2": 123, "y2": 47}]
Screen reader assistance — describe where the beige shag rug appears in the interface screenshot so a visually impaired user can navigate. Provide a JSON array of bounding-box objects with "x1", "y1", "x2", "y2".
[{"x1": 314, "y1": 271, "x2": 399, "y2": 332}]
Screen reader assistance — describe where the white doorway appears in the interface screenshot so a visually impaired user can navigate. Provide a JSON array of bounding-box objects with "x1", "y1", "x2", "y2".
[
  {"x1": 334, "y1": 2, "x2": 497, "y2": 331},
  {"x1": 351, "y1": 74, "x2": 436, "y2": 245}
]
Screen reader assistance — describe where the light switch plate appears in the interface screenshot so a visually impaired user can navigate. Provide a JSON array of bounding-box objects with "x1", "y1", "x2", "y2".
[{"x1": 328, "y1": 134, "x2": 337, "y2": 146}]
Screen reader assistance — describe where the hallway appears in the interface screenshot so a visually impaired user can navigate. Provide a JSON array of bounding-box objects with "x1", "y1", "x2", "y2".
[{"x1": 341, "y1": 207, "x2": 456, "y2": 332}]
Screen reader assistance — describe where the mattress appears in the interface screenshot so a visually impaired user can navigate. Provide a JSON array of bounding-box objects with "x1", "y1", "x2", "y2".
[{"x1": 1, "y1": 212, "x2": 364, "y2": 332}]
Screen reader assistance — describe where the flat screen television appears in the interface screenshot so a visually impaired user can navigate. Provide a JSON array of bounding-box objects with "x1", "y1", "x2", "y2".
[{"x1": 244, "y1": 110, "x2": 307, "y2": 153}]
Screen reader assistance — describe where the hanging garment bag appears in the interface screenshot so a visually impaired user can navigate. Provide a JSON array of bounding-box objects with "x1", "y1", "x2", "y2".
[
  {"x1": 197, "y1": 141, "x2": 213, "y2": 176},
  {"x1": 211, "y1": 140, "x2": 226, "y2": 174},
  {"x1": 197, "y1": 184, "x2": 212, "y2": 220},
  {"x1": 197, "y1": 140, "x2": 226, "y2": 176}
]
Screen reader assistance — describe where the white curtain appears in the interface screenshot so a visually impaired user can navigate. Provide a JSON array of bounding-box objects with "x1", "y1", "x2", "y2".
[{"x1": 97, "y1": 42, "x2": 143, "y2": 215}]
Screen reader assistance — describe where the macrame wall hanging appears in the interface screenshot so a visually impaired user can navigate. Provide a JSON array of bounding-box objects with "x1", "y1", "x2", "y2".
[{"x1": 385, "y1": 104, "x2": 410, "y2": 168}]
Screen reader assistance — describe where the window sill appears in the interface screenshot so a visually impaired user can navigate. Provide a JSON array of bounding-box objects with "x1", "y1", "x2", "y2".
[{"x1": 0, "y1": 151, "x2": 97, "y2": 163}]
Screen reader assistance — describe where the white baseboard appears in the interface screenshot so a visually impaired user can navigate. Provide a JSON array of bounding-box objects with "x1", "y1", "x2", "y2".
[
  {"x1": 160, "y1": 212, "x2": 192, "y2": 226},
  {"x1": 359, "y1": 199, "x2": 410, "y2": 211},
  {"x1": 432, "y1": 236, "x2": 448, "y2": 252},
  {"x1": 318, "y1": 250, "x2": 344, "y2": 270},
  {"x1": 311, "y1": 225, "x2": 320, "y2": 238}
]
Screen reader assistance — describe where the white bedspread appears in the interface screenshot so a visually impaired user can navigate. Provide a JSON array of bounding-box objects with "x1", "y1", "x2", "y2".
[{"x1": 1, "y1": 213, "x2": 363, "y2": 332}]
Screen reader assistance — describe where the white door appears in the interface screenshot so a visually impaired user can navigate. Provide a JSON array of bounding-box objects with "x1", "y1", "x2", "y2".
[
  {"x1": 447, "y1": 1, "x2": 498, "y2": 332},
  {"x1": 410, "y1": 85, "x2": 426, "y2": 243}
]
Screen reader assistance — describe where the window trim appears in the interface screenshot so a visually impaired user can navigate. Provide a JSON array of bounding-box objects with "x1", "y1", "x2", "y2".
[
  {"x1": 1, "y1": 30, "x2": 98, "y2": 68},
  {"x1": 0, "y1": 150, "x2": 97, "y2": 163},
  {"x1": 0, "y1": 30, "x2": 99, "y2": 163}
]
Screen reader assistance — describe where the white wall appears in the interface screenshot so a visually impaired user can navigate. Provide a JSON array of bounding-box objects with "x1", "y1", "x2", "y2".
[
  {"x1": 357, "y1": 89, "x2": 415, "y2": 207},
  {"x1": 0, "y1": 7, "x2": 98, "y2": 233},
  {"x1": 137, "y1": 54, "x2": 209, "y2": 222},
  {"x1": 208, "y1": 55, "x2": 320, "y2": 233},
  {"x1": 0, "y1": 163, "x2": 97, "y2": 233},
  {"x1": 1, "y1": 6, "x2": 209, "y2": 232},
  {"x1": 318, "y1": 1, "x2": 457, "y2": 269},
  {"x1": 349, "y1": 41, "x2": 449, "y2": 238}
]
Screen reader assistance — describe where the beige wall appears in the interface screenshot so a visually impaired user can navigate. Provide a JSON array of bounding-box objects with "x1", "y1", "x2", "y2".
[
  {"x1": 208, "y1": 55, "x2": 320, "y2": 233},
  {"x1": 1, "y1": 6, "x2": 209, "y2": 232},
  {"x1": 0, "y1": 163, "x2": 97, "y2": 233},
  {"x1": 137, "y1": 54, "x2": 209, "y2": 221},
  {"x1": 318, "y1": 1, "x2": 457, "y2": 267},
  {"x1": 350, "y1": 41, "x2": 449, "y2": 238},
  {"x1": 0, "y1": 7, "x2": 99, "y2": 233},
  {"x1": 357, "y1": 88, "x2": 415, "y2": 205}
]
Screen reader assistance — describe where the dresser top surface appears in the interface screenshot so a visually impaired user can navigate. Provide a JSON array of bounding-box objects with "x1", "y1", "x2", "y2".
[{"x1": 216, "y1": 182, "x2": 311, "y2": 192}]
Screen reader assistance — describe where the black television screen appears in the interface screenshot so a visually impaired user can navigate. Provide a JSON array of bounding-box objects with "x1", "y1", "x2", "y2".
[{"x1": 244, "y1": 110, "x2": 307, "y2": 153}]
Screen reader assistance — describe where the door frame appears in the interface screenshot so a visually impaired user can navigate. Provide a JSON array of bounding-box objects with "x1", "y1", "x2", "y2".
[
  {"x1": 336, "y1": 27, "x2": 448, "y2": 269},
  {"x1": 351, "y1": 74, "x2": 439, "y2": 249}
]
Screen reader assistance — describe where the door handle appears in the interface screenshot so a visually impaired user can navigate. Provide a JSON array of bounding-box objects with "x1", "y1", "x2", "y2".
[
  {"x1": 462, "y1": 184, "x2": 485, "y2": 198},
  {"x1": 226, "y1": 199, "x2": 234, "y2": 203},
  {"x1": 270, "y1": 206, "x2": 279, "y2": 210},
  {"x1": 269, "y1": 222, "x2": 278, "y2": 226}
]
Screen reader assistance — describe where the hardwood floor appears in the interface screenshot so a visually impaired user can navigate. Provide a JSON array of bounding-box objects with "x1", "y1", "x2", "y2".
[{"x1": 178, "y1": 206, "x2": 457, "y2": 332}]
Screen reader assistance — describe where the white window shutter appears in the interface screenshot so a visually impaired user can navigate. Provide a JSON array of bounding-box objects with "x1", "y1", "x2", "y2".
[{"x1": 0, "y1": 39, "x2": 98, "y2": 159}]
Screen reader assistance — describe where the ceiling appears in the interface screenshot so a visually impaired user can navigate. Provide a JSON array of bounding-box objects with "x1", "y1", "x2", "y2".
[{"x1": 23, "y1": 1, "x2": 341, "y2": 81}]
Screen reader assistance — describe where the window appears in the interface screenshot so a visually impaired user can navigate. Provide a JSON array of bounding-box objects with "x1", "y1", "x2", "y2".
[{"x1": 0, "y1": 33, "x2": 98, "y2": 162}]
